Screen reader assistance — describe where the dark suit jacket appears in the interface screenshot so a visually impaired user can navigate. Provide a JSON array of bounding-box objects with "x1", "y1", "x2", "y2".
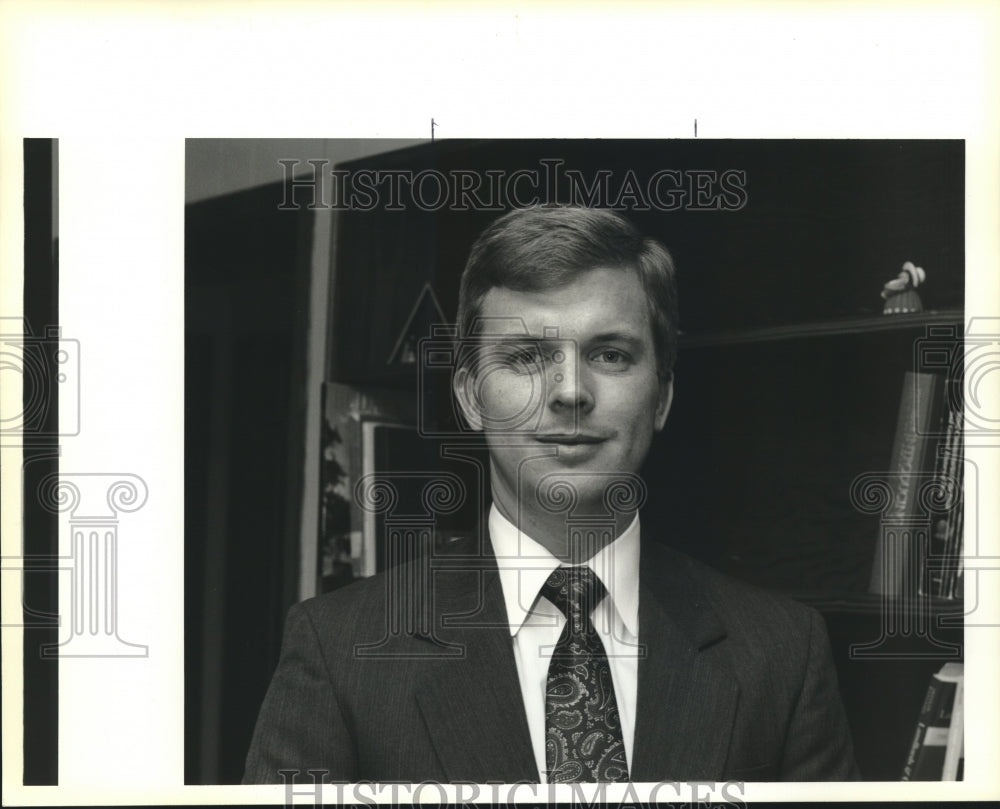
[{"x1": 243, "y1": 536, "x2": 860, "y2": 783}]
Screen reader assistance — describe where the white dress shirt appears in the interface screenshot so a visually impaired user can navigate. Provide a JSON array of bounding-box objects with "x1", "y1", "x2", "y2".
[{"x1": 487, "y1": 504, "x2": 641, "y2": 783}]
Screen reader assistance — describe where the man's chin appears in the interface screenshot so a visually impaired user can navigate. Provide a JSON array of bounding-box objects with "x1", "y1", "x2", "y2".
[{"x1": 526, "y1": 469, "x2": 640, "y2": 519}]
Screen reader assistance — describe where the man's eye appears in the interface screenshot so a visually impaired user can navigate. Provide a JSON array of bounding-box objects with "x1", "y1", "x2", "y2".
[
  {"x1": 591, "y1": 349, "x2": 631, "y2": 367},
  {"x1": 502, "y1": 346, "x2": 541, "y2": 369}
]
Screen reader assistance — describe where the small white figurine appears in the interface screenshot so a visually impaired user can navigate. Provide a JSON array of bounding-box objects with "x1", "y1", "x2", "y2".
[{"x1": 881, "y1": 261, "x2": 926, "y2": 314}]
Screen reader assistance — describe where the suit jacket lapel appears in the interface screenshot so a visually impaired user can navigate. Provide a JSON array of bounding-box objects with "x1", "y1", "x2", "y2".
[
  {"x1": 631, "y1": 543, "x2": 739, "y2": 782},
  {"x1": 411, "y1": 532, "x2": 741, "y2": 783},
  {"x1": 414, "y1": 542, "x2": 538, "y2": 783}
]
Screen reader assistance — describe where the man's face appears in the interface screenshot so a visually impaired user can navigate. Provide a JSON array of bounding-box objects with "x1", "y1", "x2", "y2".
[{"x1": 453, "y1": 266, "x2": 673, "y2": 527}]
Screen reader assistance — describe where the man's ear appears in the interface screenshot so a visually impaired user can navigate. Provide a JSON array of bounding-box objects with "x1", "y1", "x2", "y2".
[
  {"x1": 653, "y1": 377, "x2": 674, "y2": 432},
  {"x1": 452, "y1": 364, "x2": 484, "y2": 432}
]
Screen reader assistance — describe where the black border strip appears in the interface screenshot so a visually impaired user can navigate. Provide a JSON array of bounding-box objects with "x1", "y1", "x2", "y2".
[{"x1": 22, "y1": 137, "x2": 59, "y2": 785}]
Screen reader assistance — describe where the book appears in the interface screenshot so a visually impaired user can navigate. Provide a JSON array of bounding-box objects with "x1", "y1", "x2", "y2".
[
  {"x1": 924, "y1": 401, "x2": 964, "y2": 598},
  {"x1": 901, "y1": 662, "x2": 963, "y2": 780},
  {"x1": 869, "y1": 372, "x2": 947, "y2": 596},
  {"x1": 941, "y1": 666, "x2": 964, "y2": 780},
  {"x1": 940, "y1": 401, "x2": 965, "y2": 599},
  {"x1": 951, "y1": 506, "x2": 965, "y2": 600},
  {"x1": 924, "y1": 517, "x2": 950, "y2": 597}
]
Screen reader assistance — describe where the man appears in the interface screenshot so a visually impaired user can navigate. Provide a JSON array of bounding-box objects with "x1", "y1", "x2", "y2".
[{"x1": 243, "y1": 205, "x2": 859, "y2": 784}]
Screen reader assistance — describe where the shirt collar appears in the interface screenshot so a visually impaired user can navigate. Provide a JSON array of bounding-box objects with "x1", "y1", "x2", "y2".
[{"x1": 488, "y1": 503, "x2": 640, "y2": 639}]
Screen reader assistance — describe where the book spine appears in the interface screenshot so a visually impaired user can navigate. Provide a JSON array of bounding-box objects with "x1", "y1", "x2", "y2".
[
  {"x1": 870, "y1": 372, "x2": 945, "y2": 596},
  {"x1": 902, "y1": 677, "x2": 938, "y2": 780},
  {"x1": 942, "y1": 672, "x2": 964, "y2": 780},
  {"x1": 902, "y1": 673, "x2": 958, "y2": 780},
  {"x1": 926, "y1": 404, "x2": 961, "y2": 597},
  {"x1": 924, "y1": 518, "x2": 949, "y2": 597},
  {"x1": 941, "y1": 402, "x2": 965, "y2": 599},
  {"x1": 951, "y1": 506, "x2": 965, "y2": 600}
]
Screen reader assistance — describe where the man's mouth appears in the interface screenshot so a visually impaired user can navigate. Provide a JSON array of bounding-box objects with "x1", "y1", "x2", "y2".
[{"x1": 534, "y1": 434, "x2": 606, "y2": 445}]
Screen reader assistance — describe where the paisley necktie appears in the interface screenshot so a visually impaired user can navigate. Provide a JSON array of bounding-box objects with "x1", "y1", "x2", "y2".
[{"x1": 541, "y1": 565, "x2": 629, "y2": 783}]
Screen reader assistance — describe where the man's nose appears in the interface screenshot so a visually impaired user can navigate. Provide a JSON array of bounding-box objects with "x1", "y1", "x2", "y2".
[{"x1": 545, "y1": 352, "x2": 593, "y2": 413}]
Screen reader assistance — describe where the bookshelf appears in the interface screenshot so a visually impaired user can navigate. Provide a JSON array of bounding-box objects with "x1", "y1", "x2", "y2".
[
  {"x1": 323, "y1": 139, "x2": 965, "y2": 780},
  {"x1": 679, "y1": 309, "x2": 963, "y2": 348},
  {"x1": 786, "y1": 591, "x2": 964, "y2": 616},
  {"x1": 650, "y1": 311, "x2": 965, "y2": 781}
]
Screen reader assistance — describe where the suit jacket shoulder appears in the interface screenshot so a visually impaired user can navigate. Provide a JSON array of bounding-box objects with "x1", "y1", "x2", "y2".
[
  {"x1": 244, "y1": 546, "x2": 537, "y2": 784},
  {"x1": 638, "y1": 541, "x2": 860, "y2": 781}
]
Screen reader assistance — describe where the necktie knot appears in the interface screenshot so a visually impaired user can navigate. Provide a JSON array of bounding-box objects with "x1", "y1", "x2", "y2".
[{"x1": 540, "y1": 566, "x2": 607, "y2": 634}]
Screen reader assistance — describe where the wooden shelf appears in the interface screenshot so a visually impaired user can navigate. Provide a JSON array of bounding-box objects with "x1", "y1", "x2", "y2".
[
  {"x1": 679, "y1": 309, "x2": 963, "y2": 349},
  {"x1": 783, "y1": 590, "x2": 965, "y2": 616}
]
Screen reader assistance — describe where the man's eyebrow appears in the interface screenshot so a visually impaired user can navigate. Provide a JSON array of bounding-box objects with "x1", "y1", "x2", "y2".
[
  {"x1": 587, "y1": 331, "x2": 644, "y2": 347},
  {"x1": 478, "y1": 332, "x2": 646, "y2": 346},
  {"x1": 478, "y1": 335, "x2": 542, "y2": 344}
]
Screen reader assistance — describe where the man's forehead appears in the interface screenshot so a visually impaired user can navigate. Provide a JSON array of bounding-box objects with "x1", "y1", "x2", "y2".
[
  {"x1": 473, "y1": 267, "x2": 651, "y2": 338},
  {"x1": 469, "y1": 317, "x2": 560, "y2": 338}
]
